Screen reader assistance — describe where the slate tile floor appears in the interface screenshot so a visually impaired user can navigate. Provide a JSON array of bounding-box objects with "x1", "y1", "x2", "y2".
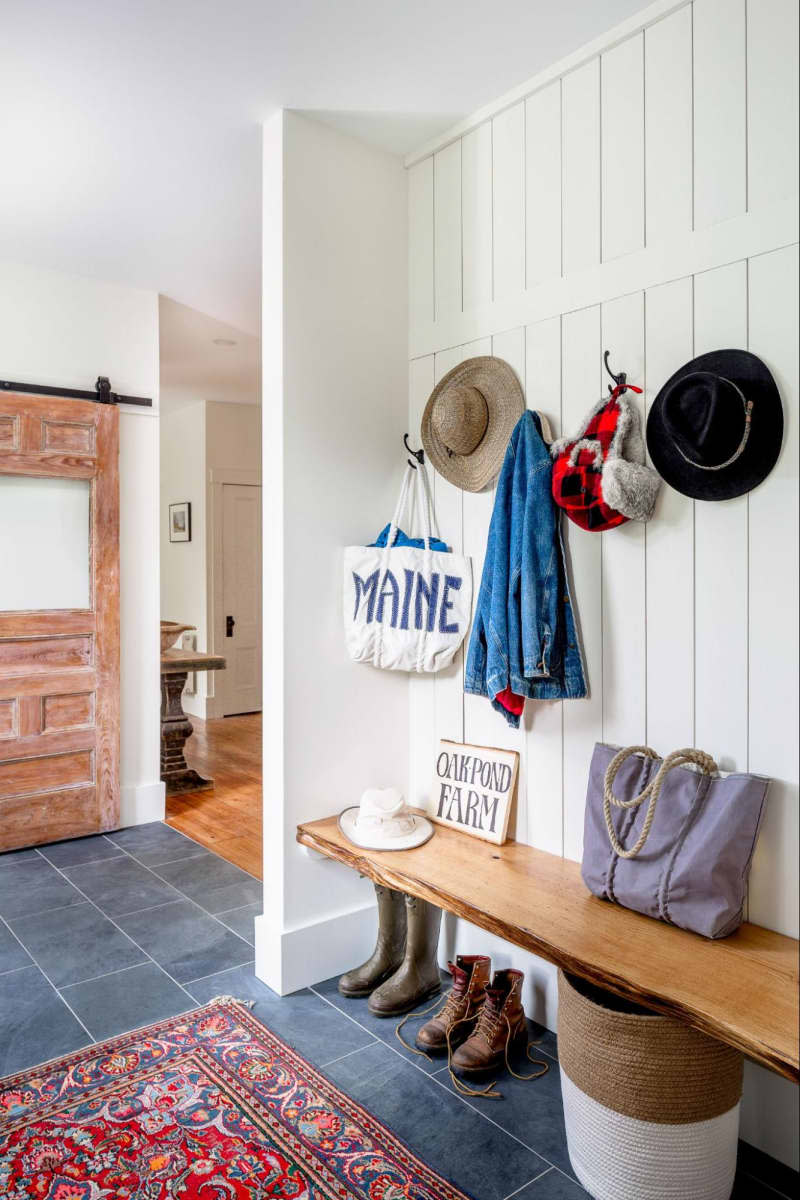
[{"x1": 0, "y1": 823, "x2": 793, "y2": 1200}]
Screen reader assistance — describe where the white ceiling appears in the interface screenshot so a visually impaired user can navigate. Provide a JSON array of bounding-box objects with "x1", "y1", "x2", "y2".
[
  {"x1": 159, "y1": 297, "x2": 260, "y2": 413},
  {"x1": 2, "y1": 0, "x2": 644, "y2": 338}
]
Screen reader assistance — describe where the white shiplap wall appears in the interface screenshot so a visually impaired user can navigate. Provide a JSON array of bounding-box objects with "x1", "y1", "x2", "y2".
[{"x1": 407, "y1": 0, "x2": 798, "y2": 1167}]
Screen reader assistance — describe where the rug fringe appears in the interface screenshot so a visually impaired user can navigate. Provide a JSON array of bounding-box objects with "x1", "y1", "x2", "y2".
[{"x1": 209, "y1": 994, "x2": 256, "y2": 1010}]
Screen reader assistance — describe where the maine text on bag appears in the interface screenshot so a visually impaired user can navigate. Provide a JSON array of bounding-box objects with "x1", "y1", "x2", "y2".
[
  {"x1": 351, "y1": 567, "x2": 464, "y2": 633},
  {"x1": 429, "y1": 739, "x2": 519, "y2": 846}
]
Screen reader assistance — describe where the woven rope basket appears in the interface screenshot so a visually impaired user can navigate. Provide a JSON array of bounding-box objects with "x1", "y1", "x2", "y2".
[{"x1": 557, "y1": 971, "x2": 743, "y2": 1200}]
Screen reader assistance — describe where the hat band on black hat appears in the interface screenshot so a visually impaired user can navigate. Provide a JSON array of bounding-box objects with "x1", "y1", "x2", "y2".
[{"x1": 673, "y1": 376, "x2": 754, "y2": 472}]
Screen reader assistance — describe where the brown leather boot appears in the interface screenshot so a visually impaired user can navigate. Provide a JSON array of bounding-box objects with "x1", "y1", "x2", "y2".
[
  {"x1": 450, "y1": 968, "x2": 528, "y2": 1076},
  {"x1": 368, "y1": 895, "x2": 442, "y2": 1017},
  {"x1": 338, "y1": 884, "x2": 407, "y2": 998},
  {"x1": 415, "y1": 955, "x2": 491, "y2": 1055}
]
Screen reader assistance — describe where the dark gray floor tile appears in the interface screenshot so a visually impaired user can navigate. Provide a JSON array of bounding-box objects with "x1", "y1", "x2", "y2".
[
  {"x1": 313, "y1": 971, "x2": 451, "y2": 1075},
  {"x1": 61, "y1": 961, "x2": 195, "y2": 1040},
  {"x1": 0, "y1": 858, "x2": 84, "y2": 920},
  {"x1": 325, "y1": 1040, "x2": 547, "y2": 1200},
  {"x1": 63, "y1": 855, "x2": 181, "y2": 917},
  {"x1": 9, "y1": 902, "x2": 147, "y2": 987},
  {"x1": 512, "y1": 1168, "x2": 589, "y2": 1198},
  {"x1": 0, "y1": 847, "x2": 40, "y2": 865},
  {"x1": 0, "y1": 921, "x2": 32, "y2": 974},
  {"x1": 105, "y1": 822, "x2": 205, "y2": 866},
  {"x1": 38, "y1": 835, "x2": 125, "y2": 868},
  {"x1": 152, "y1": 851, "x2": 261, "y2": 913},
  {"x1": 115, "y1": 899, "x2": 253, "y2": 983},
  {"x1": 434, "y1": 1037, "x2": 573, "y2": 1176},
  {"x1": 736, "y1": 1140, "x2": 799, "y2": 1199},
  {"x1": 216, "y1": 902, "x2": 260, "y2": 944},
  {"x1": 731, "y1": 1174, "x2": 796, "y2": 1200},
  {"x1": 0, "y1": 966, "x2": 90, "y2": 1076},
  {"x1": 187, "y1": 963, "x2": 376, "y2": 1069}
]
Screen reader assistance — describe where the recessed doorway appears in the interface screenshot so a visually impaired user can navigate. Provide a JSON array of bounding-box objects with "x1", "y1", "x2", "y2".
[{"x1": 158, "y1": 298, "x2": 262, "y2": 878}]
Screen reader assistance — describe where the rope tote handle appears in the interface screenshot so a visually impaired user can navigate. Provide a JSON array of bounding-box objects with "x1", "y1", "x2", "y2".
[{"x1": 603, "y1": 745, "x2": 718, "y2": 860}]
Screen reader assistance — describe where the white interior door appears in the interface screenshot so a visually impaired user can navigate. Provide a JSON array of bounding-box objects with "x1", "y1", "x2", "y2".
[{"x1": 221, "y1": 483, "x2": 262, "y2": 715}]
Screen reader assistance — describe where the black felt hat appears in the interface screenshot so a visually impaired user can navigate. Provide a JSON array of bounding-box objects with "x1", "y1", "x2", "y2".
[{"x1": 646, "y1": 349, "x2": 783, "y2": 500}]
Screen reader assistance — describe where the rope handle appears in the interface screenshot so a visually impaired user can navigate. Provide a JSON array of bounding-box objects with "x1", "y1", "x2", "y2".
[{"x1": 603, "y1": 745, "x2": 718, "y2": 860}]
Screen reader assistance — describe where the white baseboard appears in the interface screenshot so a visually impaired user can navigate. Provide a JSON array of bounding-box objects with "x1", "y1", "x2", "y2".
[
  {"x1": 119, "y1": 780, "x2": 166, "y2": 827},
  {"x1": 254, "y1": 902, "x2": 378, "y2": 996}
]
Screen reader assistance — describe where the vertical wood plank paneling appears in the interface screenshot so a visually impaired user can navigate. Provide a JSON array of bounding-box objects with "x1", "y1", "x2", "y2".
[
  {"x1": 462, "y1": 123, "x2": 493, "y2": 312},
  {"x1": 434, "y1": 141, "x2": 462, "y2": 321},
  {"x1": 601, "y1": 35, "x2": 645, "y2": 260},
  {"x1": 464, "y1": 329, "x2": 526, "y2": 836},
  {"x1": 524, "y1": 315, "x2": 564, "y2": 854},
  {"x1": 644, "y1": 276, "x2": 695, "y2": 749},
  {"x1": 600, "y1": 292, "x2": 646, "y2": 745},
  {"x1": 408, "y1": 159, "x2": 434, "y2": 333},
  {"x1": 747, "y1": 243, "x2": 799, "y2": 936},
  {"x1": 693, "y1": 261, "x2": 749, "y2": 769},
  {"x1": 433, "y1": 339, "x2": 491, "y2": 748},
  {"x1": 693, "y1": 0, "x2": 747, "y2": 229},
  {"x1": 405, "y1": 9, "x2": 798, "y2": 1167},
  {"x1": 747, "y1": 0, "x2": 800, "y2": 213},
  {"x1": 493, "y1": 103, "x2": 526, "y2": 300},
  {"x1": 645, "y1": 6, "x2": 693, "y2": 243},
  {"x1": 561, "y1": 305, "x2": 602, "y2": 860},
  {"x1": 525, "y1": 82, "x2": 562, "y2": 288},
  {"x1": 408, "y1": 355, "x2": 437, "y2": 807},
  {"x1": 562, "y1": 59, "x2": 601, "y2": 275}
]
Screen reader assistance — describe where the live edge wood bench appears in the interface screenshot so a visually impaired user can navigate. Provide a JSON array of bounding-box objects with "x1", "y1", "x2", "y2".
[{"x1": 297, "y1": 815, "x2": 799, "y2": 1083}]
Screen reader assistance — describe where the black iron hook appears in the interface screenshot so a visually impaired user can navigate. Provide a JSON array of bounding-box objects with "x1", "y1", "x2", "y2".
[
  {"x1": 603, "y1": 350, "x2": 627, "y2": 395},
  {"x1": 404, "y1": 433, "x2": 425, "y2": 469}
]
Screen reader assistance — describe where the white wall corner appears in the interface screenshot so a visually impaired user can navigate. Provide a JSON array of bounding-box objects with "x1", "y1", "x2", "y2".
[
  {"x1": 119, "y1": 780, "x2": 165, "y2": 828},
  {"x1": 254, "y1": 900, "x2": 379, "y2": 996}
]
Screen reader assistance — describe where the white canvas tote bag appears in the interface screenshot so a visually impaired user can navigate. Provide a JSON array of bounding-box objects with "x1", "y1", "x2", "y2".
[{"x1": 343, "y1": 463, "x2": 472, "y2": 673}]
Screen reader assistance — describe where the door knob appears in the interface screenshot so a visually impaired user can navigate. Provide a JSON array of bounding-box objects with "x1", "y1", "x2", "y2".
[{"x1": 226, "y1": 615, "x2": 235, "y2": 637}]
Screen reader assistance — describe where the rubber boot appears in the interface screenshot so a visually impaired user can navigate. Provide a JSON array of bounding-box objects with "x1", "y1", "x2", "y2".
[
  {"x1": 338, "y1": 884, "x2": 407, "y2": 998},
  {"x1": 415, "y1": 955, "x2": 491, "y2": 1054},
  {"x1": 368, "y1": 895, "x2": 442, "y2": 1018}
]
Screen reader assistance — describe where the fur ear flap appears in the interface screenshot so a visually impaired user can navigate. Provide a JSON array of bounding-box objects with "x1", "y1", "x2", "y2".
[{"x1": 602, "y1": 458, "x2": 661, "y2": 522}]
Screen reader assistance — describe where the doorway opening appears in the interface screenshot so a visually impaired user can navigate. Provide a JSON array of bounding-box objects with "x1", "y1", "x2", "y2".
[{"x1": 158, "y1": 298, "x2": 262, "y2": 878}]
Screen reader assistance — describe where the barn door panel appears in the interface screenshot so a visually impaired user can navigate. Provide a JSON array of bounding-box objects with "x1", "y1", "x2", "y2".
[{"x1": 0, "y1": 392, "x2": 119, "y2": 851}]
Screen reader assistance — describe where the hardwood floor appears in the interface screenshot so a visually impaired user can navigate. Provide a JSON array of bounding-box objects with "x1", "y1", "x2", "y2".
[{"x1": 165, "y1": 712, "x2": 262, "y2": 879}]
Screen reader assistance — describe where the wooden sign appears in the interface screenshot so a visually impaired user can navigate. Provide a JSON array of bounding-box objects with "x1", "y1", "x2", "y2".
[{"x1": 429, "y1": 739, "x2": 518, "y2": 845}]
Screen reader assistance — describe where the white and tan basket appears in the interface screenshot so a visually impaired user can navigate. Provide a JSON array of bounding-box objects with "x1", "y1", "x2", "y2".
[{"x1": 557, "y1": 971, "x2": 742, "y2": 1200}]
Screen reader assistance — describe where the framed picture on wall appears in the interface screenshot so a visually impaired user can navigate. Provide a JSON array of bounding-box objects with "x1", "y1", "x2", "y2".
[{"x1": 169, "y1": 501, "x2": 192, "y2": 543}]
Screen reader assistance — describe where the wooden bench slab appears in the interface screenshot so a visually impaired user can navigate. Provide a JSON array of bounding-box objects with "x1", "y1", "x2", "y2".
[{"x1": 297, "y1": 815, "x2": 799, "y2": 1082}]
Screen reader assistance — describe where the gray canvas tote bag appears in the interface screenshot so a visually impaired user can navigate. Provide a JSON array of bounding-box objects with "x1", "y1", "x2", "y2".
[{"x1": 581, "y1": 743, "x2": 770, "y2": 939}]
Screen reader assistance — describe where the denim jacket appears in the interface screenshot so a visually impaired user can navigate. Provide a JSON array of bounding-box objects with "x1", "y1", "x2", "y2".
[{"x1": 465, "y1": 411, "x2": 586, "y2": 727}]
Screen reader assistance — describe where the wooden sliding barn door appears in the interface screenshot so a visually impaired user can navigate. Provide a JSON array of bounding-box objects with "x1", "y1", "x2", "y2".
[{"x1": 0, "y1": 392, "x2": 119, "y2": 851}]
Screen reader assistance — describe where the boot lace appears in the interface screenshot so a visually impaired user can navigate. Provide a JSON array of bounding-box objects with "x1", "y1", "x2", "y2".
[
  {"x1": 473, "y1": 995, "x2": 502, "y2": 1045},
  {"x1": 394, "y1": 980, "x2": 470, "y2": 1061},
  {"x1": 447, "y1": 999, "x2": 550, "y2": 1101}
]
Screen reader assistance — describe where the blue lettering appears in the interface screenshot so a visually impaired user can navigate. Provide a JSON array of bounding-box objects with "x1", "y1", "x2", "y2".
[
  {"x1": 439, "y1": 574, "x2": 462, "y2": 634},
  {"x1": 400, "y1": 568, "x2": 414, "y2": 630},
  {"x1": 415, "y1": 571, "x2": 440, "y2": 632},
  {"x1": 375, "y1": 569, "x2": 400, "y2": 628},
  {"x1": 352, "y1": 570, "x2": 379, "y2": 622}
]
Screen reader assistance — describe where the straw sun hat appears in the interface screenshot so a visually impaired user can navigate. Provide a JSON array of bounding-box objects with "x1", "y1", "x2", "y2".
[{"x1": 421, "y1": 357, "x2": 525, "y2": 492}]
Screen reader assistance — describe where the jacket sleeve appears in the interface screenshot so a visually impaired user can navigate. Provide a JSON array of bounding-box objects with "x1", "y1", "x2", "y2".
[
  {"x1": 464, "y1": 518, "x2": 493, "y2": 697},
  {"x1": 519, "y1": 421, "x2": 560, "y2": 680}
]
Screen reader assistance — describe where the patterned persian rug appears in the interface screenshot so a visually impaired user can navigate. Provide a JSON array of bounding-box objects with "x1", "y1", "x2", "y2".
[{"x1": 0, "y1": 997, "x2": 472, "y2": 1199}]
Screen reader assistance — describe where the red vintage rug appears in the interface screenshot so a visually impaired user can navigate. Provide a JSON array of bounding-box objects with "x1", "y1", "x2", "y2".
[{"x1": 0, "y1": 997, "x2": 472, "y2": 1199}]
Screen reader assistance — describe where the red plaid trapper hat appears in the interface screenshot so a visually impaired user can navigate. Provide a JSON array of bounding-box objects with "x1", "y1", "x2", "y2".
[{"x1": 551, "y1": 384, "x2": 643, "y2": 531}]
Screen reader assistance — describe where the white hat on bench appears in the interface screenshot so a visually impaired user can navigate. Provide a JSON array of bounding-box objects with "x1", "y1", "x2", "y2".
[{"x1": 339, "y1": 788, "x2": 434, "y2": 851}]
